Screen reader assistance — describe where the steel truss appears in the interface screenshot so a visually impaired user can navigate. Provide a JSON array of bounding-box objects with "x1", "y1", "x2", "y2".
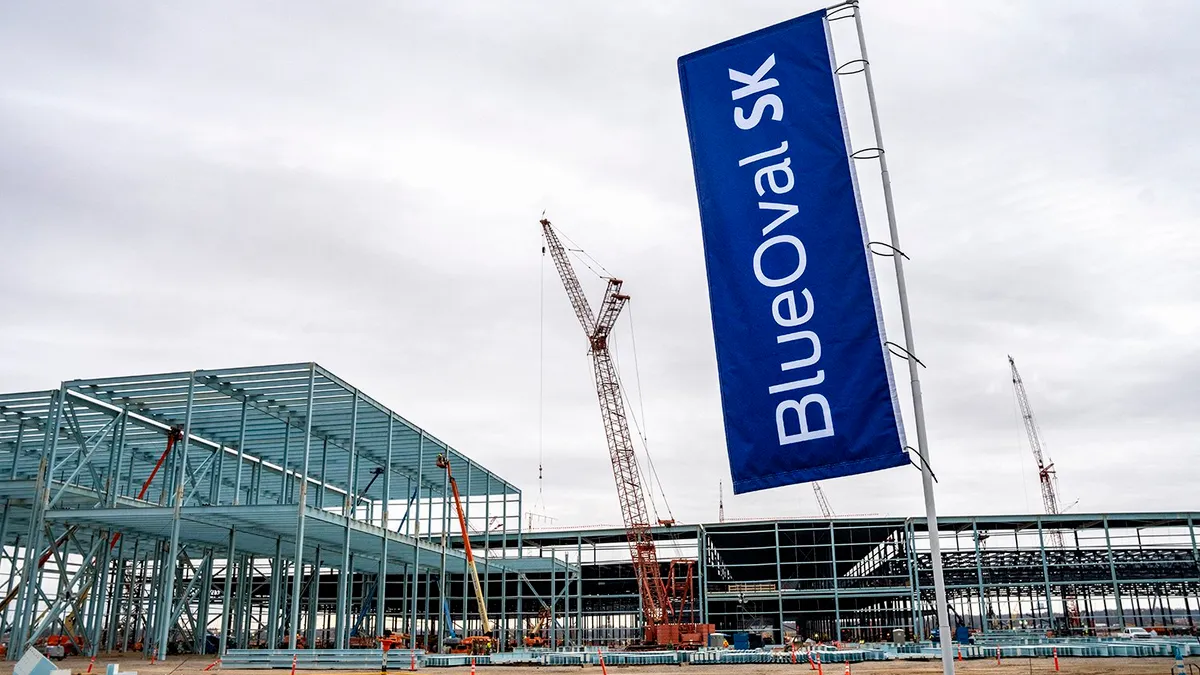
[
  {"x1": 501, "y1": 512, "x2": 1200, "y2": 645},
  {"x1": 0, "y1": 364, "x2": 564, "y2": 661}
]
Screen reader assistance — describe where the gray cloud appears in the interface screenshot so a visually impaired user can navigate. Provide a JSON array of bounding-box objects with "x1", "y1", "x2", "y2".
[{"x1": 2, "y1": 1, "x2": 1197, "y2": 529}]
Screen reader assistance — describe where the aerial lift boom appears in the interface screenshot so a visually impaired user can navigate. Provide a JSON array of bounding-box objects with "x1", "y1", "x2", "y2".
[{"x1": 436, "y1": 453, "x2": 494, "y2": 652}]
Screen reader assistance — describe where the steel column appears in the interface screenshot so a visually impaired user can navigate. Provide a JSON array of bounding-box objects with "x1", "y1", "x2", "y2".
[
  {"x1": 287, "y1": 364, "x2": 317, "y2": 649},
  {"x1": 336, "y1": 392, "x2": 359, "y2": 649},
  {"x1": 279, "y1": 425, "x2": 291, "y2": 505},
  {"x1": 219, "y1": 529, "x2": 237, "y2": 656},
  {"x1": 1189, "y1": 516, "x2": 1199, "y2": 627},
  {"x1": 830, "y1": 522, "x2": 840, "y2": 641},
  {"x1": 972, "y1": 520, "x2": 987, "y2": 633},
  {"x1": 1036, "y1": 518, "x2": 1054, "y2": 629},
  {"x1": 156, "y1": 374, "x2": 194, "y2": 659},
  {"x1": 11, "y1": 389, "x2": 64, "y2": 655},
  {"x1": 438, "y1": 458, "x2": 449, "y2": 653},
  {"x1": 549, "y1": 558, "x2": 556, "y2": 649},
  {"x1": 317, "y1": 440, "x2": 328, "y2": 510},
  {"x1": 267, "y1": 537, "x2": 282, "y2": 649},
  {"x1": 578, "y1": 564, "x2": 583, "y2": 645},
  {"x1": 233, "y1": 399, "x2": 248, "y2": 505},
  {"x1": 379, "y1": 416, "x2": 394, "y2": 641},
  {"x1": 906, "y1": 521, "x2": 921, "y2": 637},
  {"x1": 483, "y1": 474, "x2": 491, "y2": 642},
  {"x1": 194, "y1": 548, "x2": 214, "y2": 654},
  {"x1": 698, "y1": 527, "x2": 708, "y2": 625},
  {"x1": 307, "y1": 548, "x2": 320, "y2": 649},
  {"x1": 1102, "y1": 516, "x2": 1125, "y2": 626},
  {"x1": 408, "y1": 431, "x2": 422, "y2": 648}
]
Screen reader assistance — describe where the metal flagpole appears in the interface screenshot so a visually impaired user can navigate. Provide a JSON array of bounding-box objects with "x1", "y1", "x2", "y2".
[{"x1": 842, "y1": 3, "x2": 955, "y2": 672}]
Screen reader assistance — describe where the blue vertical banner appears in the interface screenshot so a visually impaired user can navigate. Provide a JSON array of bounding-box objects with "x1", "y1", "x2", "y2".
[{"x1": 678, "y1": 10, "x2": 907, "y2": 494}]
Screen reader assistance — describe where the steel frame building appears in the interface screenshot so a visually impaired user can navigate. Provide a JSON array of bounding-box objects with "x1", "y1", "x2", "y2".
[
  {"x1": 2, "y1": 363, "x2": 1198, "y2": 660},
  {"x1": 504, "y1": 513, "x2": 1200, "y2": 644},
  {"x1": 0, "y1": 363, "x2": 571, "y2": 660}
]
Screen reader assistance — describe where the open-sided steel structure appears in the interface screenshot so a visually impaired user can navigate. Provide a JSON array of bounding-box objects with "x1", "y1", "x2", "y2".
[
  {"x1": 2, "y1": 363, "x2": 1197, "y2": 659},
  {"x1": 498, "y1": 513, "x2": 1200, "y2": 644},
  {"x1": 0, "y1": 364, "x2": 572, "y2": 660}
]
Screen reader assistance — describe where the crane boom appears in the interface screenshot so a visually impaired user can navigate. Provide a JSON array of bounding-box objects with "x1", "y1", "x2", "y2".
[
  {"x1": 541, "y1": 218, "x2": 671, "y2": 628},
  {"x1": 813, "y1": 483, "x2": 834, "y2": 519},
  {"x1": 542, "y1": 221, "x2": 595, "y2": 335},
  {"x1": 1008, "y1": 355, "x2": 1079, "y2": 628},
  {"x1": 1008, "y1": 356, "x2": 1061, "y2": 515}
]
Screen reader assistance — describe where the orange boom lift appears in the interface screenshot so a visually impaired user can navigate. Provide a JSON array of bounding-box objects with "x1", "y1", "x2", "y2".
[{"x1": 437, "y1": 454, "x2": 495, "y2": 655}]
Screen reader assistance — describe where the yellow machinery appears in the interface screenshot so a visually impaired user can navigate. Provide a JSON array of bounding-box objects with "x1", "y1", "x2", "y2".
[
  {"x1": 436, "y1": 454, "x2": 494, "y2": 655},
  {"x1": 523, "y1": 607, "x2": 552, "y2": 648}
]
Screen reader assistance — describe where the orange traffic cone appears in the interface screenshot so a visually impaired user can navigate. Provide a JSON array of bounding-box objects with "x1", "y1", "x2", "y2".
[
  {"x1": 843, "y1": 661, "x2": 851, "y2": 675},
  {"x1": 470, "y1": 658, "x2": 476, "y2": 675}
]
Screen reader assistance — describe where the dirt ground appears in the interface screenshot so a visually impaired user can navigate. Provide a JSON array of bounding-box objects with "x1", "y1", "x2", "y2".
[{"x1": 0, "y1": 657, "x2": 1193, "y2": 675}]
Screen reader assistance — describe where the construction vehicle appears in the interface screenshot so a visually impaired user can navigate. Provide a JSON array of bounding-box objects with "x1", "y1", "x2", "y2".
[
  {"x1": 436, "y1": 454, "x2": 495, "y2": 655},
  {"x1": 522, "y1": 607, "x2": 552, "y2": 648},
  {"x1": 445, "y1": 635, "x2": 492, "y2": 656},
  {"x1": 42, "y1": 635, "x2": 80, "y2": 660},
  {"x1": 277, "y1": 634, "x2": 307, "y2": 649},
  {"x1": 930, "y1": 603, "x2": 971, "y2": 645},
  {"x1": 541, "y1": 218, "x2": 714, "y2": 648},
  {"x1": 378, "y1": 633, "x2": 407, "y2": 652}
]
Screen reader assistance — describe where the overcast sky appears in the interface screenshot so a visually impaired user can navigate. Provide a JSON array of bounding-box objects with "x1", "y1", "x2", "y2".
[{"x1": 2, "y1": 1, "x2": 1197, "y2": 530}]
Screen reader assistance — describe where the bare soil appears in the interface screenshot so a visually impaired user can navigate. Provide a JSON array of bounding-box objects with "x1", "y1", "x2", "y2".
[{"x1": 0, "y1": 656, "x2": 1193, "y2": 675}]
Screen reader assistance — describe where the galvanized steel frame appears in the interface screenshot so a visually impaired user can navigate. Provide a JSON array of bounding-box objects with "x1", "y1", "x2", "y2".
[
  {"x1": 505, "y1": 512, "x2": 1200, "y2": 645},
  {"x1": 0, "y1": 363, "x2": 543, "y2": 660}
]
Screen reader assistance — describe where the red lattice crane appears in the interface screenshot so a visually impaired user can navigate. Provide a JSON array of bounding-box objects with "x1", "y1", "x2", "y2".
[
  {"x1": 1008, "y1": 355, "x2": 1080, "y2": 629},
  {"x1": 541, "y1": 219, "x2": 710, "y2": 646}
]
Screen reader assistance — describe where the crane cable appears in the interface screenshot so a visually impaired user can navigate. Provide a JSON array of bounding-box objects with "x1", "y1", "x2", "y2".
[
  {"x1": 614, "y1": 301, "x2": 675, "y2": 524},
  {"x1": 547, "y1": 223, "x2": 675, "y2": 523},
  {"x1": 609, "y1": 318, "x2": 658, "y2": 521},
  {"x1": 629, "y1": 302, "x2": 675, "y2": 524},
  {"x1": 555, "y1": 225, "x2": 614, "y2": 279},
  {"x1": 536, "y1": 242, "x2": 546, "y2": 516}
]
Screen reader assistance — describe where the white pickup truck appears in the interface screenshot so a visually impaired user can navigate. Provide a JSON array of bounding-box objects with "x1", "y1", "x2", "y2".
[{"x1": 1115, "y1": 626, "x2": 1155, "y2": 639}]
